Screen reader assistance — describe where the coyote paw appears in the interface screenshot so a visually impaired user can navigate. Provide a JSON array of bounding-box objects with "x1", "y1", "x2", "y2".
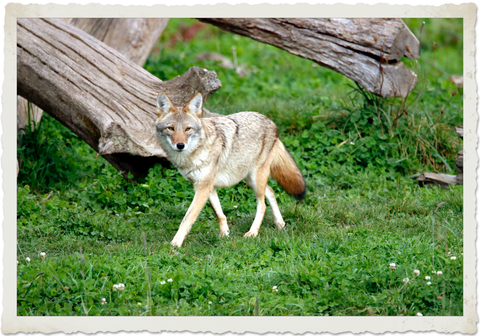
[
  {"x1": 219, "y1": 222, "x2": 230, "y2": 237},
  {"x1": 275, "y1": 220, "x2": 285, "y2": 230},
  {"x1": 244, "y1": 230, "x2": 258, "y2": 238},
  {"x1": 170, "y1": 238, "x2": 183, "y2": 248}
]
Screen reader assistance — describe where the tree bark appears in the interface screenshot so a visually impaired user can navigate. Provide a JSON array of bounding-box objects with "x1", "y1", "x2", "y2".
[
  {"x1": 17, "y1": 18, "x2": 221, "y2": 178},
  {"x1": 415, "y1": 173, "x2": 460, "y2": 189},
  {"x1": 199, "y1": 18, "x2": 419, "y2": 98},
  {"x1": 17, "y1": 18, "x2": 169, "y2": 150},
  {"x1": 63, "y1": 18, "x2": 169, "y2": 67},
  {"x1": 17, "y1": 96, "x2": 43, "y2": 135}
]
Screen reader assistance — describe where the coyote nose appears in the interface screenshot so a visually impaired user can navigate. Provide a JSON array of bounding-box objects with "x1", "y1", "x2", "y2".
[{"x1": 176, "y1": 143, "x2": 185, "y2": 150}]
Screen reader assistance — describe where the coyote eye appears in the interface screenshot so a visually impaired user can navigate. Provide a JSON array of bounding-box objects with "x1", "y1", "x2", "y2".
[
  {"x1": 185, "y1": 127, "x2": 192, "y2": 131},
  {"x1": 166, "y1": 127, "x2": 174, "y2": 131}
]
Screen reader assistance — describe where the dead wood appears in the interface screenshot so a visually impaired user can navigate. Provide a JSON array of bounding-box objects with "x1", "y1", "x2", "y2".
[
  {"x1": 18, "y1": 18, "x2": 168, "y2": 153},
  {"x1": 456, "y1": 150, "x2": 463, "y2": 172},
  {"x1": 17, "y1": 96, "x2": 43, "y2": 135},
  {"x1": 17, "y1": 18, "x2": 221, "y2": 178},
  {"x1": 63, "y1": 18, "x2": 169, "y2": 67},
  {"x1": 455, "y1": 125, "x2": 463, "y2": 139},
  {"x1": 455, "y1": 172, "x2": 463, "y2": 186},
  {"x1": 415, "y1": 172, "x2": 460, "y2": 189},
  {"x1": 199, "y1": 18, "x2": 419, "y2": 98},
  {"x1": 455, "y1": 150, "x2": 463, "y2": 188},
  {"x1": 454, "y1": 127, "x2": 463, "y2": 185},
  {"x1": 449, "y1": 75, "x2": 464, "y2": 88}
]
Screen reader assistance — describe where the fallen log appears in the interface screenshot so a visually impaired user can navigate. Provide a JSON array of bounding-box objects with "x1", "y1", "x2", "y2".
[
  {"x1": 415, "y1": 173, "x2": 460, "y2": 189},
  {"x1": 199, "y1": 18, "x2": 419, "y2": 98},
  {"x1": 449, "y1": 75, "x2": 464, "y2": 88},
  {"x1": 18, "y1": 18, "x2": 168, "y2": 143},
  {"x1": 414, "y1": 124, "x2": 464, "y2": 188},
  {"x1": 455, "y1": 126, "x2": 463, "y2": 185},
  {"x1": 17, "y1": 96, "x2": 42, "y2": 135},
  {"x1": 63, "y1": 18, "x2": 169, "y2": 67},
  {"x1": 17, "y1": 18, "x2": 221, "y2": 178},
  {"x1": 455, "y1": 125, "x2": 463, "y2": 139}
]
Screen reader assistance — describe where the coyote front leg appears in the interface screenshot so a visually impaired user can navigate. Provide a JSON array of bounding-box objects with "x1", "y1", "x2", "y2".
[
  {"x1": 171, "y1": 183, "x2": 213, "y2": 247},
  {"x1": 208, "y1": 188, "x2": 230, "y2": 237}
]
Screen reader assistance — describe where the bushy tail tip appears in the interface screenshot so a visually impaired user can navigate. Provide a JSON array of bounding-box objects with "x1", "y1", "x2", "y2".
[{"x1": 270, "y1": 140, "x2": 306, "y2": 200}]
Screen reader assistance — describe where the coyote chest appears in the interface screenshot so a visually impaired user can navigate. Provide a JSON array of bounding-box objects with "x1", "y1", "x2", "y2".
[
  {"x1": 168, "y1": 117, "x2": 248, "y2": 188},
  {"x1": 183, "y1": 164, "x2": 243, "y2": 189}
]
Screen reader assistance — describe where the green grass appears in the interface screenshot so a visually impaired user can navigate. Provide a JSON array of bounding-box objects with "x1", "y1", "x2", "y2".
[{"x1": 17, "y1": 18, "x2": 463, "y2": 316}]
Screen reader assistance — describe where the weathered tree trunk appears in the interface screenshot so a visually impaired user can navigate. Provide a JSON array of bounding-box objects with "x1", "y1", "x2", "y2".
[
  {"x1": 17, "y1": 18, "x2": 221, "y2": 178},
  {"x1": 17, "y1": 18, "x2": 169, "y2": 146},
  {"x1": 199, "y1": 18, "x2": 419, "y2": 98},
  {"x1": 415, "y1": 125, "x2": 464, "y2": 188},
  {"x1": 415, "y1": 173, "x2": 460, "y2": 189},
  {"x1": 455, "y1": 126, "x2": 463, "y2": 185},
  {"x1": 17, "y1": 96, "x2": 43, "y2": 134},
  {"x1": 455, "y1": 150, "x2": 463, "y2": 185},
  {"x1": 63, "y1": 18, "x2": 169, "y2": 67}
]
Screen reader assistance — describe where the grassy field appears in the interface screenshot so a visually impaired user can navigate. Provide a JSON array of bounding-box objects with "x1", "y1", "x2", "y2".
[{"x1": 17, "y1": 18, "x2": 463, "y2": 316}]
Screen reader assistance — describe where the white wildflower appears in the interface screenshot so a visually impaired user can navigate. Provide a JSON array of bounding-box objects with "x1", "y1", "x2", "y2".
[
  {"x1": 403, "y1": 278, "x2": 409, "y2": 283},
  {"x1": 118, "y1": 283, "x2": 125, "y2": 290},
  {"x1": 208, "y1": 301, "x2": 212, "y2": 305},
  {"x1": 101, "y1": 298, "x2": 107, "y2": 305},
  {"x1": 233, "y1": 205, "x2": 238, "y2": 209},
  {"x1": 450, "y1": 256, "x2": 457, "y2": 260},
  {"x1": 160, "y1": 281, "x2": 166, "y2": 285},
  {"x1": 413, "y1": 269, "x2": 420, "y2": 276},
  {"x1": 426, "y1": 281, "x2": 432, "y2": 286},
  {"x1": 272, "y1": 286, "x2": 278, "y2": 292},
  {"x1": 416, "y1": 312, "x2": 423, "y2": 316},
  {"x1": 425, "y1": 276, "x2": 431, "y2": 281},
  {"x1": 389, "y1": 263, "x2": 396, "y2": 270},
  {"x1": 167, "y1": 278, "x2": 173, "y2": 283},
  {"x1": 26, "y1": 257, "x2": 31, "y2": 262},
  {"x1": 436, "y1": 271, "x2": 443, "y2": 276},
  {"x1": 40, "y1": 252, "x2": 46, "y2": 259},
  {"x1": 137, "y1": 302, "x2": 142, "y2": 306},
  {"x1": 113, "y1": 284, "x2": 119, "y2": 291}
]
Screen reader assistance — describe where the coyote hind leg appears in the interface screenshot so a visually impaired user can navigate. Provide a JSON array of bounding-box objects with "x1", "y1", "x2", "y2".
[
  {"x1": 265, "y1": 185, "x2": 285, "y2": 230},
  {"x1": 208, "y1": 188, "x2": 230, "y2": 237},
  {"x1": 243, "y1": 168, "x2": 269, "y2": 238}
]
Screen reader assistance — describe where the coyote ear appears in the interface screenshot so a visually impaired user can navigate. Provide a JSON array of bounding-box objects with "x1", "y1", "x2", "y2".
[
  {"x1": 185, "y1": 93, "x2": 203, "y2": 118},
  {"x1": 156, "y1": 92, "x2": 175, "y2": 117}
]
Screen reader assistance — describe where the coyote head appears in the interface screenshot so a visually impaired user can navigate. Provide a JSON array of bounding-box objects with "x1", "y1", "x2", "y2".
[{"x1": 154, "y1": 92, "x2": 203, "y2": 153}]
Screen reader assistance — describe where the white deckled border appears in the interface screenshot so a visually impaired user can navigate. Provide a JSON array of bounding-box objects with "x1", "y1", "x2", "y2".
[{"x1": 3, "y1": 2, "x2": 476, "y2": 334}]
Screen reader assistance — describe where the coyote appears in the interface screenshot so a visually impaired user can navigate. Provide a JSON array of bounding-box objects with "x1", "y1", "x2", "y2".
[{"x1": 155, "y1": 92, "x2": 306, "y2": 247}]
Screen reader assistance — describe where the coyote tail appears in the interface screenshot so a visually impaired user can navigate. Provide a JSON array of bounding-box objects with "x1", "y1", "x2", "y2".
[{"x1": 270, "y1": 140, "x2": 306, "y2": 200}]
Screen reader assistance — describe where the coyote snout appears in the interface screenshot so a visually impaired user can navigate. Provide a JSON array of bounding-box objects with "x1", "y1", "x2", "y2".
[{"x1": 155, "y1": 91, "x2": 306, "y2": 247}]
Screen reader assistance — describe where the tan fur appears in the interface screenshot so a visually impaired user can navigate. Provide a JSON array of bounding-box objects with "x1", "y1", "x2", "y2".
[
  {"x1": 170, "y1": 131, "x2": 188, "y2": 146},
  {"x1": 154, "y1": 92, "x2": 306, "y2": 247},
  {"x1": 270, "y1": 141, "x2": 306, "y2": 198}
]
